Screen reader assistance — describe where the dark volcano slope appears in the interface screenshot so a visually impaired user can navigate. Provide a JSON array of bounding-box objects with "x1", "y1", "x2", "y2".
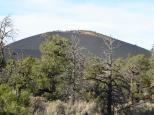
[{"x1": 5, "y1": 30, "x2": 151, "y2": 59}]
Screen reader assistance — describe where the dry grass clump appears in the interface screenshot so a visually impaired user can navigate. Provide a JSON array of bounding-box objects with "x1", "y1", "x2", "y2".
[
  {"x1": 29, "y1": 97, "x2": 154, "y2": 115},
  {"x1": 46, "y1": 100, "x2": 101, "y2": 115},
  {"x1": 123, "y1": 101, "x2": 154, "y2": 115},
  {"x1": 29, "y1": 96, "x2": 47, "y2": 115}
]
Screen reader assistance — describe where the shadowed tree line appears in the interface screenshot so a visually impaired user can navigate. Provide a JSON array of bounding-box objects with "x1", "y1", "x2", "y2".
[{"x1": 0, "y1": 17, "x2": 154, "y2": 115}]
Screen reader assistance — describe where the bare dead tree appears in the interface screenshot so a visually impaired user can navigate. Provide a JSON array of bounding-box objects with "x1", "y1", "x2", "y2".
[
  {"x1": 150, "y1": 44, "x2": 154, "y2": 65},
  {"x1": 88, "y1": 36, "x2": 129, "y2": 115},
  {"x1": 65, "y1": 35, "x2": 86, "y2": 104},
  {"x1": 0, "y1": 16, "x2": 15, "y2": 68}
]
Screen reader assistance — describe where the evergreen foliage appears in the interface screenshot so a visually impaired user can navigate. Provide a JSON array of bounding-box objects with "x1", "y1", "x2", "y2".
[{"x1": 0, "y1": 29, "x2": 153, "y2": 114}]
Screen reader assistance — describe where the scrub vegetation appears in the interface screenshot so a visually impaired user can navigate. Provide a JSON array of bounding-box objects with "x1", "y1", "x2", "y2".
[{"x1": 0, "y1": 17, "x2": 153, "y2": 115}]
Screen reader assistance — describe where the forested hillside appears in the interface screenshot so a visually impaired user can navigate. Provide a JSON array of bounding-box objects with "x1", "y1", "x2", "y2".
[
  {"x1": 0, "y1": 35, "x2": 154, "y2": 115},
  {"x1": 0, "y1": 17, "x2": 153, "y2": 115}
]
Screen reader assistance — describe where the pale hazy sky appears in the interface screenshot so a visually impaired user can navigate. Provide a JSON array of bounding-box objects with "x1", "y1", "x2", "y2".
[{"x1": 0, "y1": 0, "x2": 154, "y2": 50}]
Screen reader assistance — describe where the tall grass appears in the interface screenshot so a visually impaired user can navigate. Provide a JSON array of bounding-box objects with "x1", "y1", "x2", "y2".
[
  {"x1": 46, "y1": 100, "x2": 100, "y2": 115},
  {"x1": 29, "y1": 97, "x2": 154, "y2": 115}
]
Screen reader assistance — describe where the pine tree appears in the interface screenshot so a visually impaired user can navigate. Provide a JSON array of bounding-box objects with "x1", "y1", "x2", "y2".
[{"x1": 32, "y1": 35, "x2": 70, "y2": 100}]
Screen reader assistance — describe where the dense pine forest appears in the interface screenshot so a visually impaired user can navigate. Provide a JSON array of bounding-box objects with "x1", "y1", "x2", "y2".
[{"x1": 0, "y1": 17, "x2": 154, "y2": 115}]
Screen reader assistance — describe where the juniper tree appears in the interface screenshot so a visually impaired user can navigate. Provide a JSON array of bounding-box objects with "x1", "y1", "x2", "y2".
[
  {"x1": 145, "y1": 68, "x2": 154, "y2": 100},
  {"x1": 0, "y1": 57, "x2": 34, "y2": 115},
  {"x1": 8, "y1": 57, "x2": 35, "y2": 100},
  {"x1": 125, "y1": 55, "x2": 151, "y2": 103},
  {"x1": 85, "y1": 56, "x2": 105, "y2": 100}
]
